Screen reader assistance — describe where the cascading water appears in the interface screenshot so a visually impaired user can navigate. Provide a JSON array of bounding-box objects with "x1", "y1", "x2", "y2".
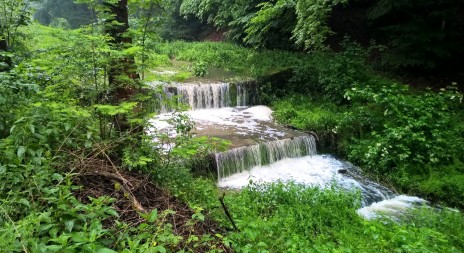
[
  {"x1": 150, "y1": 80, "x2": 427, "y2": 219},
  {"x1": 237, "y1": 83, "x2": 248, "y2": 106},
  {"x1": 156, "y1": 82, "x2": 255, "y2": 112},
  {"x1": 215, "y1": 136, "x2": 317, "y2": 179},
  {"x1": 177, "y1": 83, "x2": 231, "y2": 110}
]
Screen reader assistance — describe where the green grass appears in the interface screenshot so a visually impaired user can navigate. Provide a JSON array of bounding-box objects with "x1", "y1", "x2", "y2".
[
  {"x1": 154, "y1": 41, "x2": 305, "y2": 77},
  {"x1": 149, "y1": 162, "x2": 464, "y2": 252}
]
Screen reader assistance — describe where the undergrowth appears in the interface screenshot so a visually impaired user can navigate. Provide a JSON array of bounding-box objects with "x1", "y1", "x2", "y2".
[
  {"x1": 224, "y1": 182, "x2": 464, "y2": 252},
  {"x1": 269, "y1": 41, "x2": 464, "y2": 208}
]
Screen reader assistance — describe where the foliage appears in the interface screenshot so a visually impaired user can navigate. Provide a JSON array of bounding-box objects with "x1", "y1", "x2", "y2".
[
  {"x1": 0, "y1": 0, "x2": 34, "y2": 49},
  {"x1": 225, "y1": 182, "x2": 464, "y2": 252},
  {"x1": 368, "y1": 0, "x2": 464, "y2": 69},
  {"x1": 0, "y1": 71, "x2": 38, "y2": 137},
  {"x1": 272, "y1": 60, "x2": 464, "y2": 207},
  {"x1": 343, "y1": 84, "x2": 464, "y2": 174},
  {"x1": 155, "y1": 41, "x2": 304, "y2": 77},
  {"x1": 34, "y1": 0, "x2": 93, "y2": 29},
  {"x1": 191, "y1": 61, "x2": 208, "y2": 77},
  {"x1": 0, "y1": 22, "x2": 228, "y2": 253},
  {"x1": 273, "y1": 96, "x2": 338, "y2": 139},
  {"x1": 339, "y1": 83, "x2": 464, "y2": 207},
  {"x1": 0, "y1": 0, "x2": 35, "y2": 70},
  {"x1": 241, "y1": 0, "x2": 297, "y2": 49},
  {"x1": 2, "y1": 1, "x2": 464, "y2": 251},
  {"x1": 180, "y1": 0, "x2": 346, "y2": 50},
  {"x1": 292, "y1": 0, "x2": 348, "y2": 50},
  {"x1": 289, "y1": 39, "x2": 370, "y2": 102},
  {"x1": 153, "y1": 0, "x2": 211, "y2": 41},
  {"x1": 257, "y1": 39, "x2": 370, "y2": 104}
]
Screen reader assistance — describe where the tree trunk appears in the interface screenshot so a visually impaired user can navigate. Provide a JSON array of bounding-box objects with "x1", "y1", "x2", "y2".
[
  {"x1": 104, "y1": 0, "x2": 140, "y2": 133},
  {"x1": 0, "y1": 38, "x2": 12, "y2": 71}
]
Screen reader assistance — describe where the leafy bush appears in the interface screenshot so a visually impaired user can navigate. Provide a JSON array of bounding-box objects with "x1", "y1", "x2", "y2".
[
  {"x1": 344, "y1": 84, "x2": 464, "y2": 177},
  {"x1": 289, "y1": 39, "x2": 370, "y2": 102},
  {"x1": 192, "y1": 61, "x2": 208, "y2": 77},
  {"x1": 271, "y1": 62, "x2": 464, "y2": 207},
  {"x1": 0, "y1": 71, "x2": 38, "y2": 138},
  {"x1": 272, "y1": 96, "x2": 339, "y2": 151}
]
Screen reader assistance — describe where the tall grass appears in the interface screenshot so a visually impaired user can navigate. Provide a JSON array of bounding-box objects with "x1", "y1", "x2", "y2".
[{"x1": 154, "y1": 41, "x2": 305, "y2": 77}]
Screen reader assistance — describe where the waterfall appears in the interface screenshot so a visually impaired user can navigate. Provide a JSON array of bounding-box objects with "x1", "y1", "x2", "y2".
[
  {"x1": 150, "y1": 80, "x2": 426, "y2": 218},
  {"x1": 215, "y1": 135, "x2": 317, "y2": 179},
  {"x1": 237, "y1": 83, "x2": 247, "y2": 106},
  {"x1": 156, "y1": 82, "x2": 258, "y2": 112},
  {"x1": 177, "y1": 82, "x2": 231, "y2": 110}
]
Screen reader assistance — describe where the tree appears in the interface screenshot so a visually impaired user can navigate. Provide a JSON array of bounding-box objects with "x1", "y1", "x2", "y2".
[
  {"x1": 180, "y1": 0, "x2": 347, "y2": 50},
  {"x1": 34, "y1": 0, "x2": 93, "y2": 28},
  {"x1": 102, "y1": 0, "x2": 141, "y2": 134},
  {"x1": 0, "y1": 0, "x2": 34, "y2": 71},
  {"x1": 368, "y1": 0, "x2": 464, "y2": 69}
]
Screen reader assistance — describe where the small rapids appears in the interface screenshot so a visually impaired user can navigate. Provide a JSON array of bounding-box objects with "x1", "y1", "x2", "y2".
[{"x1": 217, "y1": 155, "x2": 395, "y2": 207}]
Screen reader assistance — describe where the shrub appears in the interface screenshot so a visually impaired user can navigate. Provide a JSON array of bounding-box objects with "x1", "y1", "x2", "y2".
[{"x1": 343, "y1": 84, "x2": 464, "y2": 178}]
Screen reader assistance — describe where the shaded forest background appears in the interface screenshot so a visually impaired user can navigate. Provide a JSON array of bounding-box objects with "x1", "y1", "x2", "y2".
[{"x1": 32, "y1": 0, "x2": 464, "y2": 86}]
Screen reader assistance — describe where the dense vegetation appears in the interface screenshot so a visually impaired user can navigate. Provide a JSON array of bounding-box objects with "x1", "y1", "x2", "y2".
[{"x1": 1, "y1": 0, "x2": 463, "y2": 252}]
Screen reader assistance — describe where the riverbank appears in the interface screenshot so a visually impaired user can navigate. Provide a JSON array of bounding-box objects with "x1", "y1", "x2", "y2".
[{"x1": 152, "y1": 41, "x2": 464, "y2": 209}]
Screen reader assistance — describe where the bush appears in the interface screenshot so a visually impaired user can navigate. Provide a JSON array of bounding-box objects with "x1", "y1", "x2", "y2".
[
  {"x1": 344, "y1": 84, "x2": 464, "y2": 177},
  {"x1": 192, "y1": 61, "x2": 208, "y2": 77}
]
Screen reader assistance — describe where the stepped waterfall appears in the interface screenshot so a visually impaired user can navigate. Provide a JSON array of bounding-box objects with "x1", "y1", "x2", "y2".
[
  {"x1": 159, "y1": 82, "x2": 257, "y2": 112},
  {"x1": 151, "y1": 80, "x2": 426, "y2": 219},
  {"x1": 215, "y1": 136, "x2": 317, "y2": 179}
]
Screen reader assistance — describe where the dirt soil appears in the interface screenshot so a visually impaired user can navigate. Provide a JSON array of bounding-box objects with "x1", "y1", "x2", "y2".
[{"x1": 73, "y1": 158, "x2": 229, "y2": 252}]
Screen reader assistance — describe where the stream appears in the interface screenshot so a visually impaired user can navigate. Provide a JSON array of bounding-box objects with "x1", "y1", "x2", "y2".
[{"x1": 149, "y1": 81, "x2": 427, "y2": 219}]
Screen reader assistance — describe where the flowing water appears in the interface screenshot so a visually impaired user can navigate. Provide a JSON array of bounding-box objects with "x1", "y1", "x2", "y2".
[{"x1": 150, "y1": 81, "x2": 427, "y2": 219}]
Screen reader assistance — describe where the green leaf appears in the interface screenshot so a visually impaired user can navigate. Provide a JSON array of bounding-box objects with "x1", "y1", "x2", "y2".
[
  {"x1": 28, "y1": 124, "x2": 35, "y2": 134},
  {"x1": 17, "y1": 146, "x2": 26, "y2": 159},
  {"x1": 64, "y1": 220, "x2": 75, "y2": 233},
  {"x1": 149, "y1": 209, "x2": 158, "y2": 222},
  {"x1": 96, "y1": 248, "x2": 118, "y2": 253},
  {"x1": 45, "y1": 245, "x2": 62, "y2": 252},
  {"x1": 18, "y1": 198, "x2": 30, "y2": 208},
  {"x1": 153, "y1": 246, "x2": 167, "y2": 253},
  {"x1": 52, "y1": 173, "x2": 64, "y2": 181},
  {"x1": 106, "y1": 208, "x2": 119, "y2": 217}
]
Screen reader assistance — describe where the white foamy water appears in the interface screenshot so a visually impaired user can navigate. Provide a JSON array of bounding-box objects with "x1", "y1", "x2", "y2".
[
  {"x1": 188, "y1": 105, "x2": 273, "y2": 127},
  {"x1": 218, "y1": 155, "x2": 350, "y2": 188},
  {"x1": 218, "y1": 154, "x2": 426, "y2": 218},
  {"x1": 149, "y1": 106, "x2": 292, "y2": 143},
  {"x1": 357, "y1": 195, "x2": 428, "y2": 220}
]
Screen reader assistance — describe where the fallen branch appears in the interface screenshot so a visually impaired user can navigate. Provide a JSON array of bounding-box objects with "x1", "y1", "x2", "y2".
[
  {"x1": 219, "y1": 192, "x2": 238, "y2": 231},
  {"x1": 82, "y1": 170, "x2": 146, "y2": 213},
  {"x1": 110, "y1": 179, "x2": 146, "y2": 213}
]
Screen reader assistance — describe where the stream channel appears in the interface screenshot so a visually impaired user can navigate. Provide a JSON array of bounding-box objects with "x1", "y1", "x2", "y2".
[{"x1": 149, "y1": 82, "x2": 427, "y2": 219}]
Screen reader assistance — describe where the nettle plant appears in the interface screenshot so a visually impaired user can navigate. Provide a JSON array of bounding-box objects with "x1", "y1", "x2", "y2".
[{"x1": 343, "y1": 83, "x2": 464, "y2": 178}]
